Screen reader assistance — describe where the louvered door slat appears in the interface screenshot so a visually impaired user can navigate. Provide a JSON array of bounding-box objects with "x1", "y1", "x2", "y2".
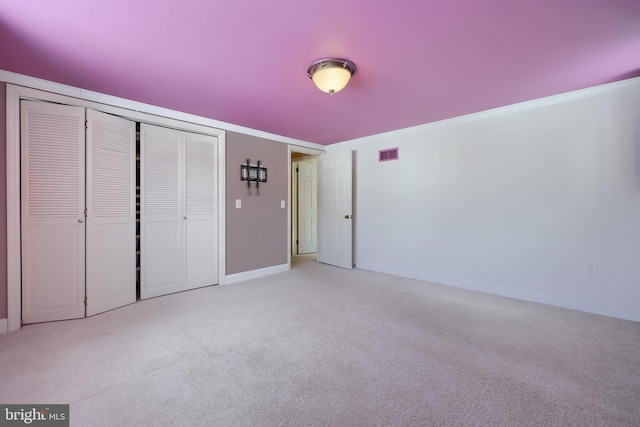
[
  {"x1": 26, "y1": 113, "x2": 82, "y2": 218},
  {"x1": 91, "y1": 121, "x2": 134, "y2": 218},
  {"x1": 145, "y1": 132, "x2": 181, "y2": 216},
  {"x1": 186, "y1": 138, "x2": 216, "y2": 216}
]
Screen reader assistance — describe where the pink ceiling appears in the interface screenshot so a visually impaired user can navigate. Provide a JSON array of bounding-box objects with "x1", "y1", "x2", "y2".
[{"x1": 1, "y1": 0, "x2": 639, "y2": 145}]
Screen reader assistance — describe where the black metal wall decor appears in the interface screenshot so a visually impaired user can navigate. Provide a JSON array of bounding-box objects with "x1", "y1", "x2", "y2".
[{"x1": 241, "y1": 159, "x2": 267, "y2": 194}]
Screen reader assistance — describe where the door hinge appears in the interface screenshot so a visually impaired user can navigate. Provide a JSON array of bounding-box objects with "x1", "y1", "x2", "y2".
[
  {"x1": 85, "y1": 120, "x2": 88, "y2": 129},
  {"x1": 296, "y1": 167, "x2": 299, "y2": 173},
  {"x1": 84, "y1": 208, "x2": 88, "y2": 218},
  {"x1": 296, "y1": 240, "x2": 299, "y2": 245},
  {"x1": 84, "y1": 297, "x2": 87, "y2": 306}
]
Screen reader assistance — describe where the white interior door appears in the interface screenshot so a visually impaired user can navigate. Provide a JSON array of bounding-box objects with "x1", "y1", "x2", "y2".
[
  {"x1": 184, "y1": 132, "x2": 218, "y2": 290},
  {"x1": 297, "y1": 159, "x2": 317, "y2": 254},
  {"x1": 140, "y1": 124, "x2": 183, "y2": 299},
  {"x1": 85, "y1": 109, "x2": 136, "y2": 315},
  {"x1": 317, "y1": 149, "x2": 353, "y2": 269},
  {"x1": 21, "y1": 101, "x2": 86, "y2": 324}
]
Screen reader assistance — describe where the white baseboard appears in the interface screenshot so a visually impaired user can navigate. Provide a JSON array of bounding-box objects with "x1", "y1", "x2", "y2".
[
  {"x1": 356, "y1": 263, "x2": 640, "y2": 323},
  {"x1": 225, "y1": 263, "x2": 289, "y2": 285},
  {"x1": 0, "y1": 318, "x2": 8, "y2": 334}
]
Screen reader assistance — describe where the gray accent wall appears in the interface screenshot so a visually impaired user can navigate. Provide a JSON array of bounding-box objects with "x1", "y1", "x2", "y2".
[{"x1": 225, "y1": 132, "x2": 288, "y2": 275}]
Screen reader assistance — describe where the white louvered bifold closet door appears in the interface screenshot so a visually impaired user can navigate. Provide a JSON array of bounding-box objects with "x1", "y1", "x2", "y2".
[
  {"x1": 140, "y1": 125, "x2": 218, "y2": 299},
  {"x1": 140, "y1": 124, "x2": 183, "y2": 299},
  {"x1": 21, "y1": 101, "x2": 86, "y2": 324},
  {"x1": 184, "y1": 132, "x2": 218, "y2": 290},
  {"x1": 86, "y1": 109, "x2": 136, "y2": 316}
]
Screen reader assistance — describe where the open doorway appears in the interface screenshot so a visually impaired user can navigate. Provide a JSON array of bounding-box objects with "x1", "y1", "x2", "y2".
[{"x1": 288, "y1": 146, "x2": 324, "y2": 269}]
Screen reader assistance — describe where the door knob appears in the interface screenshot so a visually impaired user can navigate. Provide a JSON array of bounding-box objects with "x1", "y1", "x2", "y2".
[
  {"x1": 78, "y1": 219, "x2": 83, "y2": 223},
  {"x1": 344, "y1": 215, "x2": 351, "y2": 219},
  {"x1": 184, "y1": 216, "x2": 187, "y2": 220}
]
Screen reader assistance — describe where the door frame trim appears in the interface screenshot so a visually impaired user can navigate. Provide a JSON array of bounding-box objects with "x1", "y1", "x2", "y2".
[
  {"x1": 6, "y1": 84, "x2": 227, "y2": 332},
  {"x1": 287, "y1": 145, "x2": 324, "y2": 270}
]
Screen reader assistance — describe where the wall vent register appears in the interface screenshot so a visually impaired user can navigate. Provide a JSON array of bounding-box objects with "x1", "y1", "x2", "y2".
[{"x1": 379, "y1": 147, "x2": 399, "y2": 162}]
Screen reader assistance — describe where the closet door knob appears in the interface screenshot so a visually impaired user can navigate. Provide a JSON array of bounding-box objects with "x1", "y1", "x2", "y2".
[
  {"x1": 183, "y1": 216, "x2": 187, "y2": 220},
  {"x1": 78, "y1": 219, "x2": 83, "y2": 223}
]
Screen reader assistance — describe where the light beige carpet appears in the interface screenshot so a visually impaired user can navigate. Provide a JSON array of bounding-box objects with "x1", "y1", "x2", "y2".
[{"x1": 1, "y1": 256, "x2": 639, "y2": 426}]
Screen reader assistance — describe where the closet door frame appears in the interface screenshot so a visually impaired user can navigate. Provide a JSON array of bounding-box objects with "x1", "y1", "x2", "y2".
[{"x1": 6, "y1": 84, "x2": 227, "y2": 332}]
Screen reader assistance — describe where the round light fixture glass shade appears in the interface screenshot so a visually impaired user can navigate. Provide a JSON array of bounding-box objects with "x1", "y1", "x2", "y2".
[
  {"x1": 312, "y1": 67, "x2": 351, "y2": 94},
  {"x1": 307, "y1": 59, "x2": 357, "y2": 95}
]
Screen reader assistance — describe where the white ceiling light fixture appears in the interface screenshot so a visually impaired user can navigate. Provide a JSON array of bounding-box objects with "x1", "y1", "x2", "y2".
[{"x1": 307, "y1": 58, "x2": 357, "y2": 95}]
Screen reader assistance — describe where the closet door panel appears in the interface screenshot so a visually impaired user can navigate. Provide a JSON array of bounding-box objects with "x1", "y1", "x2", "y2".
[
  {"x1": 21, "y1": 101, "x2": 86, "y2": 324},
  {"x1": 140, "y1": 124, "x2": 183, "y2": 299},
  {"x1": 185, "y1": 220, "x2": 217, "y2": 289},
  {"x1": 144, "y1": 221, "x2": 182, "y2": 295},
  {"x1": 184, "y1": 133, "x2": 218, "y2": 290},
  {"x1": 86, "y1": 109, "x2": 136, "y2": 316}
]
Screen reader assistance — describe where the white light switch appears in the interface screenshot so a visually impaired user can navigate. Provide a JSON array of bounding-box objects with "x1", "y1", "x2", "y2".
[
  {"x1": 281, "y1": 200, "x2": 286, "y2": 209},
  {"x1": 235, "y1": 199, "x2": 241, "y2": 209}
]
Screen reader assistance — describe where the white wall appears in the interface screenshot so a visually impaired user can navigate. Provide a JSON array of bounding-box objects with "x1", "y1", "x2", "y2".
[{"x1": 334, "y1": 78, "x2": 640, "y2": 322}]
